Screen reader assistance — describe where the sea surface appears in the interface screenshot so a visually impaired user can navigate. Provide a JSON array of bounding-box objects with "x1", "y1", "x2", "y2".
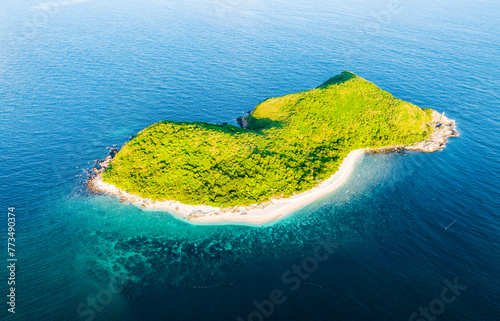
[{"x1": 0, "y1": 0, "x2": 499, "y2": 320}]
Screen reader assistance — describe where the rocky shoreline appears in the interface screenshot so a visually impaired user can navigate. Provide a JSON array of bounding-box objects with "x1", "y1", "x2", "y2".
[
  {"x1": 367, "y1": 110, "x2": 459, "y2": 154},
  {"x1": 88, "y1": 149, "x2": 366, "y2": 224},
  {"x1": 87, "y1": 145, "x2": 279, "y2": 218},
  {"x1": 89, "y1": 148, "x2": 118, "y2": 180},
  {"x1": 87, "y1": 109, "x2": 458, "y2": 222},
  {"x1": 236, "y1": 108, "x2": 254, "y2": 129},
  {"x1": 88, "y1": 170, "x2": 280, "y2": 219}
]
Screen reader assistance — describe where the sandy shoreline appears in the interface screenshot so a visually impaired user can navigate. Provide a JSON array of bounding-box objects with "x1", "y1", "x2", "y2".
[
  {"x1": 89, "y1": 149, "x2": 366, "y2": 226},
  {"x1": 89, "y1": 110, "x2": 458, "y2": 226}
]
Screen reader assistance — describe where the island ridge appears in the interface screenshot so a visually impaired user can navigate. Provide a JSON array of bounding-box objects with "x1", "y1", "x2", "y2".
[{"x1": 88, "y1": 71, "x2": 458, "y2": 224}]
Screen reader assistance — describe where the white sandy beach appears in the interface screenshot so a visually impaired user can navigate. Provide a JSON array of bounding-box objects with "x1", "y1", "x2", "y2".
[
  {"x1": 91, "y1": 148, "x2": 366, "y2": 225},
  {"x1": 89, "y1": 109, "x2": 459, "y2": 226}
]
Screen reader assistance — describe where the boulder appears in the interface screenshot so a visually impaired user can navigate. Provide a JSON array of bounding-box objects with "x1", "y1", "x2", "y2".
[{"x1": 109, "y1": 148, "x2": 119, "y2": 157}]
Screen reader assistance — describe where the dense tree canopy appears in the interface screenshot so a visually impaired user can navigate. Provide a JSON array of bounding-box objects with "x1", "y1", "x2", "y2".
[{"x1": 102, "y1": 72, "x2": 433, "y2": 207}]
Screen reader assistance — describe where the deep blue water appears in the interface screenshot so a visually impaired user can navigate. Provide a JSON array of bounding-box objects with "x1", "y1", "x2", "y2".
[{"x1": 1, "y1": 0, "x2": 499, "y2": 320}]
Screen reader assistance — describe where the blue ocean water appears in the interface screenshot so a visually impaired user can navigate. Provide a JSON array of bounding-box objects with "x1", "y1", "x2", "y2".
[{"x1": 1, "y1": 0, "x2": 499, "y2": 320}]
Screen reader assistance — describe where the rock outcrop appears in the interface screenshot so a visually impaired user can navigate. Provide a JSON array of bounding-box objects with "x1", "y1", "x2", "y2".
[
  {"x1": 236, "y1": 109, "x2": 255, "y2": 129},
  {"x1": 236, "y1": 116, "x2": 248, "y2": 129},
  {"x1": 88, "y1": 147, "x2": 120, "y2": 191},
  {"x1": 405, "y1": 110, "x2": 459, "y2": 152},
  {"x1": 368, "y1": 110, "x2": 458, "y2": 154},
  {"x1": 109, "y1": 148, "x2": 118, "y2": 157}
]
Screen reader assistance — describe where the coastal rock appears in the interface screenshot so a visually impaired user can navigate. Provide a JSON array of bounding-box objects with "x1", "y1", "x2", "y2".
[
  {"x1": 236, "y1": 109, "x2": 255, "y2": 129},
  {"x1": 97, "y1": 156, "x2": 113, "y2": 171},
  {"x1": 368, "y1": 110, "x2": 458, "y2": 154},
  {"x1": 405, "y1": 112, "x2": 458, "y2": 152},
  {"x1": 87, "y1": 147, "x2": 121, "y2": 187},
  {"x1": 109, "y1": 148, "x2": 118, "y2": 157},
  {"x1": 236, "y1": 116, "x2": 248, "y2": 129},
  {"x1": 188, "y1": 210, "x2": 204, "y2": 219}
]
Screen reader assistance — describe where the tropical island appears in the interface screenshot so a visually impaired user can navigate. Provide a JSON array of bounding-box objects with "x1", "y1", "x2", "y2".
[{"x1": 88, "y1": 71, "x2": 458, "y2": 224}]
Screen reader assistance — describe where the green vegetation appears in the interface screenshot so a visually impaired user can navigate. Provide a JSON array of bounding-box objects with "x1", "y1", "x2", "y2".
[{"x1": 102, "y1": 72, "x2": 433, "y2": 207}]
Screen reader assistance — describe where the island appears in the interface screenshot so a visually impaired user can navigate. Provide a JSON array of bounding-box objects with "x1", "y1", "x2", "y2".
[{"x1": 88, "y1": 71, "x2": 458, "y2": 225}]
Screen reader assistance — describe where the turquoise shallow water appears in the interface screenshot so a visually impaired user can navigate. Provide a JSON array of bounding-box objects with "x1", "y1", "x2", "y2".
[{"x1": 1, "y1": 0, "x2": 499, "y2": 320}]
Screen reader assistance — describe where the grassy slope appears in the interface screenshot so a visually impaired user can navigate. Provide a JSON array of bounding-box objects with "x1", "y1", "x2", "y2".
[{"x1": 102, "y1": 72, "x2": 433, "y2": 207}]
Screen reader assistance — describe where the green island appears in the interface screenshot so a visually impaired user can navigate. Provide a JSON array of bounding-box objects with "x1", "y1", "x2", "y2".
[{"x1": 101, "y1": 71, "x2": 434, "y2": 207}]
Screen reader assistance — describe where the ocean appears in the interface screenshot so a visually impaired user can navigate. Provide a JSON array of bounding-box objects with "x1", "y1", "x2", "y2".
[{"x1": 0, "y1": 0, "x2": 499, "y2": 320}]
